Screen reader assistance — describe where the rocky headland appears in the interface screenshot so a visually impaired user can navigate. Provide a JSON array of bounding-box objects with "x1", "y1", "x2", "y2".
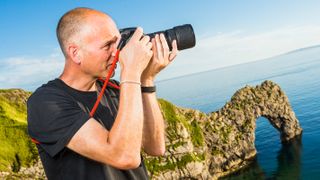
[
  {"x1": 144, "y1": 80, "x2": 302, "y2": 179},
  {"x1": 0, "y1": 80, "x2": 302, "y2": 179}
]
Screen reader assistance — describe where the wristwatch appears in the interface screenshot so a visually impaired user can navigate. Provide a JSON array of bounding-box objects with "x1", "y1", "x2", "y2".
[{"x1": 141, "y1": 86, "x2": 156, "y2": 93}]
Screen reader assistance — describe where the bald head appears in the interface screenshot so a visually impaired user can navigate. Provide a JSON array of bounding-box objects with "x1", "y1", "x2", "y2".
[{"x1": 56, "y1": 7, "x2": 116, "y2": 57}]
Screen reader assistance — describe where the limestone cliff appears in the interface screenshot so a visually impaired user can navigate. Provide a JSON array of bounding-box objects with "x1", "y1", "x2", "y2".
[
  {"x1": 0, "y1": 80, "x2": 302, "y2": 179},
  {"x1": 143, "y1": 80, "x2": 302, "y2": 179}
]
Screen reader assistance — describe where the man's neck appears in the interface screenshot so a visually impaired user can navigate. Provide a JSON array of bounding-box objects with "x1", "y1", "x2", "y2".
[{"x1": 59, "y1": 72, "x2": 97, "y2": 92}]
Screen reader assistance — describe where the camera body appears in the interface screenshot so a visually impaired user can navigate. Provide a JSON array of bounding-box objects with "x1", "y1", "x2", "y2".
[{"x1": 118, "y1": 24, "x2": 196, "y2": 51}]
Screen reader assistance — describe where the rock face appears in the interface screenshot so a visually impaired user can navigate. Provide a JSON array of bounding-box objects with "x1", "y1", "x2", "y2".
[
  {"x1": 143, "y1": 80, "x2": 302, "y2": 179},
  {"x1": 0, "y1": 80, "x2": 302, "y2": 179}
]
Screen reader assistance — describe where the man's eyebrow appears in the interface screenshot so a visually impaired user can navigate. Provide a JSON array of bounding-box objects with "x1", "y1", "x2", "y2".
[{"x1": 101, "y1": 36, "x2": 118, "y2": 48}]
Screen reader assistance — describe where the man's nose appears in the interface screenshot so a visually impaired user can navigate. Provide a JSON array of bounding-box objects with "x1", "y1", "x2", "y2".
[
  {"x1": 110, "y1": 43, "x2": 118, "y2": 57},
  {"x1": 111, "y1": 35, "x2": 121, "y2": 56}
]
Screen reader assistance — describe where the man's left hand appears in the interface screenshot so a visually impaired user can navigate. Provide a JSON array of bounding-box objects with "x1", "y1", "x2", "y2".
[{"x1": 141, "y1": 33, "x2": 178, "y2": 85}]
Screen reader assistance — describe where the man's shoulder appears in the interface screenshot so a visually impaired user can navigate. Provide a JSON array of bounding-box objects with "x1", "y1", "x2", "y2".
[{"x1": 28, "y1": 78, "x2": 67, "y2": 104}]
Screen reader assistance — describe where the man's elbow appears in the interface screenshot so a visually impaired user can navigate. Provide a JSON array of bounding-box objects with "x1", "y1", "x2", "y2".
[
  {"x1": 114, "y1": 154, "x2": 141, "y2": 170},
  {"x1": 154, "y1": 147, "x2": 166, "y2": 156},
  {"x1": 146, "y1": 146, "x2": 166, "y2": 157}
]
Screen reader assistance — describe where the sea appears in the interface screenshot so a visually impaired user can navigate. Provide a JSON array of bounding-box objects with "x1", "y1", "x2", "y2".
[{"x1": 156, "y1": 45, "x2": 320, "y2": 179}]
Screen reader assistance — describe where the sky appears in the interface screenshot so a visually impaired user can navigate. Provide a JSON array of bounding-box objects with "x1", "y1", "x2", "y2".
[{"x1": 1, "y1": 0, "x2": 320, "y2": 90}]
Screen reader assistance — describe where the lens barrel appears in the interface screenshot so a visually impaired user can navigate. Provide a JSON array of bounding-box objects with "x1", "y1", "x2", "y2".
[
  {"x1": 119, "y1": 24, "x2": 196, "y2": 51},
  {"x1": 147, "y1": 24, "x2": 196, "y2": 50}
]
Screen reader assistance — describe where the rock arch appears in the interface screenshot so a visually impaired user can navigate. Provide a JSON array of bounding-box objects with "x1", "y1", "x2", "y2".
[{"x1": 144, "y1": 80, "x2": 302, "y2": 179}]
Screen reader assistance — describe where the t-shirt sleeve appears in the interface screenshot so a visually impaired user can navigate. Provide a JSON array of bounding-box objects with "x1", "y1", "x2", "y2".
[{"x1": 27, "y1": 88, "x2": 90, "y2": 157}]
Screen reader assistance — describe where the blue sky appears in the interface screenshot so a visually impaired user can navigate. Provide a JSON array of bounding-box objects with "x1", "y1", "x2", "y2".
[{"x1": 1, "y1": 0, "x2": 320, "y2": 90}]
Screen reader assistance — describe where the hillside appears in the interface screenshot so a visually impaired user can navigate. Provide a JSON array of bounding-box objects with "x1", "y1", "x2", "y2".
[{"x1": 0, "y1": 89, "x2": 38, "y2": 173}]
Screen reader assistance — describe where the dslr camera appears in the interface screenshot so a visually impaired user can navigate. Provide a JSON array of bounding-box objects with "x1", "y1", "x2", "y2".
[{"x1": 118, "y1": 24, "x2": 196, "y2": 51}]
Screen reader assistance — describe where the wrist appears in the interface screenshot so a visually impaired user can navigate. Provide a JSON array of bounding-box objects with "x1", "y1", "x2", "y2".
[
  {"x1": 141, "y1": 78, "x2": 155, "y2": 86},
  {"x1": 141, "y1": 86, "x2": 156, "y2": 93},
  {"x1": 121, "y1": 70, "x2": 141, "y2": 82},
  {"x1": 120, "y1": 80, "x2": 141, "y2": 86}
]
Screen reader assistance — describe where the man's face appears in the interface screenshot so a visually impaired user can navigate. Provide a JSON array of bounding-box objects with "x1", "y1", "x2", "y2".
[{"x1": 79, "y1": 14, "x2": 121, "y2": 78}]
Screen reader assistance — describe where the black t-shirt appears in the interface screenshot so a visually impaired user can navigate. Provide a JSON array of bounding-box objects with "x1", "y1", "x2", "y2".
[{"x1": 27, "y1": 78, "x2": 149, "y2": 180}]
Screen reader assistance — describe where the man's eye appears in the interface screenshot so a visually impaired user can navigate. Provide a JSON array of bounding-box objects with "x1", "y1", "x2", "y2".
[{"x1": 104, "y1": 45, "x2": 111, "y2": 50}]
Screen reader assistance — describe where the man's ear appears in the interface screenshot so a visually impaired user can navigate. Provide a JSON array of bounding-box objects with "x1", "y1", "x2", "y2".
[{"x1": 67, "y1": 44, "x2": 81, "y2": 64}]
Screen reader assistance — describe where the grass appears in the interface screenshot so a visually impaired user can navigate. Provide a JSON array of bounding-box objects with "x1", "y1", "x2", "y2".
[
  {"x1": 145, "y1": 152, "x2": 205, "y2": 176},
  {"x1": 0, "y1": 124, "x2": 38, "y2": 172},
  {"x1": 158, "y1": 99, "x2": 204, "y2": 147},
  {"x1": 0, "y1": 89, "x2": 30, "y2": 124},
  {"x1": 0, "y1": 97, "x2": 26, "y2": 124},
  {"x1": 0, "y1": 89, "x2": 38, "y2": 172}
]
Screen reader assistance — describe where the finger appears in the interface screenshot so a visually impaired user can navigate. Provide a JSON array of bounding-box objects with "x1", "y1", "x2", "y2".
[
  {"x1": 130, "y1": 27, "x2": 144, "y2": 42},
  {"x1": 160, "y1": 33, "x2": 170, "y2": 62},
  {"x1": 146, "y1": 41, "x2": 153, "y2": 50},
  {"x1": 147, "y1": 47, "x2": 154, "y2": 59},
  {"x1": 141, "y1": 35, "x2": 150, "y2": 45},
  {"x1": 169, "y1": 40, "x2": 178, "y2": 61},
  {"x1": 151, "y1": 38, "x2": 158, "y2": 58},
  {"x1": 155, "y1": 34, "x2": 163, "y2": 61}
]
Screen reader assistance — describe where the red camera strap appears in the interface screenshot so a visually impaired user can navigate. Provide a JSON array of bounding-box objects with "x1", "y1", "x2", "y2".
[{"x1": 90, "y1": 49, "x2": 121, "y2": 117}]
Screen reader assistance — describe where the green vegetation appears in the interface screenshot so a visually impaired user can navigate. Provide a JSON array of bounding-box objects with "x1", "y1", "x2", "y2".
[
  {"x1": 145, "y1": 152, "x2": 205, "y2": 176},
  {"x1": 221, "y1": 125, "x2": 233, "y2": 143},
  {"x1": 0, "y1": 89, "x2": 38, "y2": 172},
  {"x1": 0, "y1": 96, "x2": 27, "y2": 124},
  {"x1": 211, "y1": 146, "x2": 223, "y2": 156},
  {"x1": 0, "y1": 89, "x2": 31, "y2": 123},
  {"x1": 144, "y1": 99, "x2": 206, "y2": 176},
  {"x1": 158, "y1": 99, "x2": 204, "y2": 147}
]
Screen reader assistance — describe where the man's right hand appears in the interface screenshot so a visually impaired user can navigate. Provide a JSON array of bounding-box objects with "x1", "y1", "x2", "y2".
[{"x1": 118, "y1": 27, "x2": 153, "y2": 81}]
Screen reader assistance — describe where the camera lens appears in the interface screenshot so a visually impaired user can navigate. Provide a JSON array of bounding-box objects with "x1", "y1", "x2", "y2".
[
  {"x1": 147, "y1": 24, "x2": 196, "y2": 51},
  {"x1": 119, "y1": 24, "x2": 196, "y2": 51}
]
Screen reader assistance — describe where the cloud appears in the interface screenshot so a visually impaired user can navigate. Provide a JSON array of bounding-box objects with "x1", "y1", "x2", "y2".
[
  {"x1": 0, "y1": 49, "x2": 64, "y2": 90},
  {"x1": 157, "y1": 25, "x2": 320, "y2": 80}
]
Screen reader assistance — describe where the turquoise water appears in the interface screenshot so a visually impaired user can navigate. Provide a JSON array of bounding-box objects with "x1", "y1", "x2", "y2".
[{"x1": 157, "y1": 45, "x2": 320, "y2": 179}]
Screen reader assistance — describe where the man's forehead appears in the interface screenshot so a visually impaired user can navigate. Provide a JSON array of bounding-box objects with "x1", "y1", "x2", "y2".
[
  {"x1": 93, "y1": 15, "x2": 119, "y2": 35},
  {"x1": 85, "y1": 19, "x2": 117, "y2": 35},
  {"x1": 101, "y1": 26, "x2": 120, "y2": 40}
]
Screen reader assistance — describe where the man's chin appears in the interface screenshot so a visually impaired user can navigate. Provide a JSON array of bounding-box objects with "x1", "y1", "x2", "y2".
[{"x1": 100, "y1": 71, "x2": 115, "y2": 78}]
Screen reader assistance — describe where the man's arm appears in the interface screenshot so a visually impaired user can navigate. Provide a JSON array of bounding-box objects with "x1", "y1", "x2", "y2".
[
  {"x1": 141, "y1": 80, "x2": 165, "y2": 156},
  {"x1": 67, "y1": 83, "x2": 143, "y2": 169},
  {"x1": 140, "y1": 34, "x2": 178, "y2": 156}
]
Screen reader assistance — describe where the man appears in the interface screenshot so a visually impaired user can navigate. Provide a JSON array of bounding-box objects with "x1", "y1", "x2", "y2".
[{"x1": 27, "y1": 7, "x2": 178, "y2": 179}]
